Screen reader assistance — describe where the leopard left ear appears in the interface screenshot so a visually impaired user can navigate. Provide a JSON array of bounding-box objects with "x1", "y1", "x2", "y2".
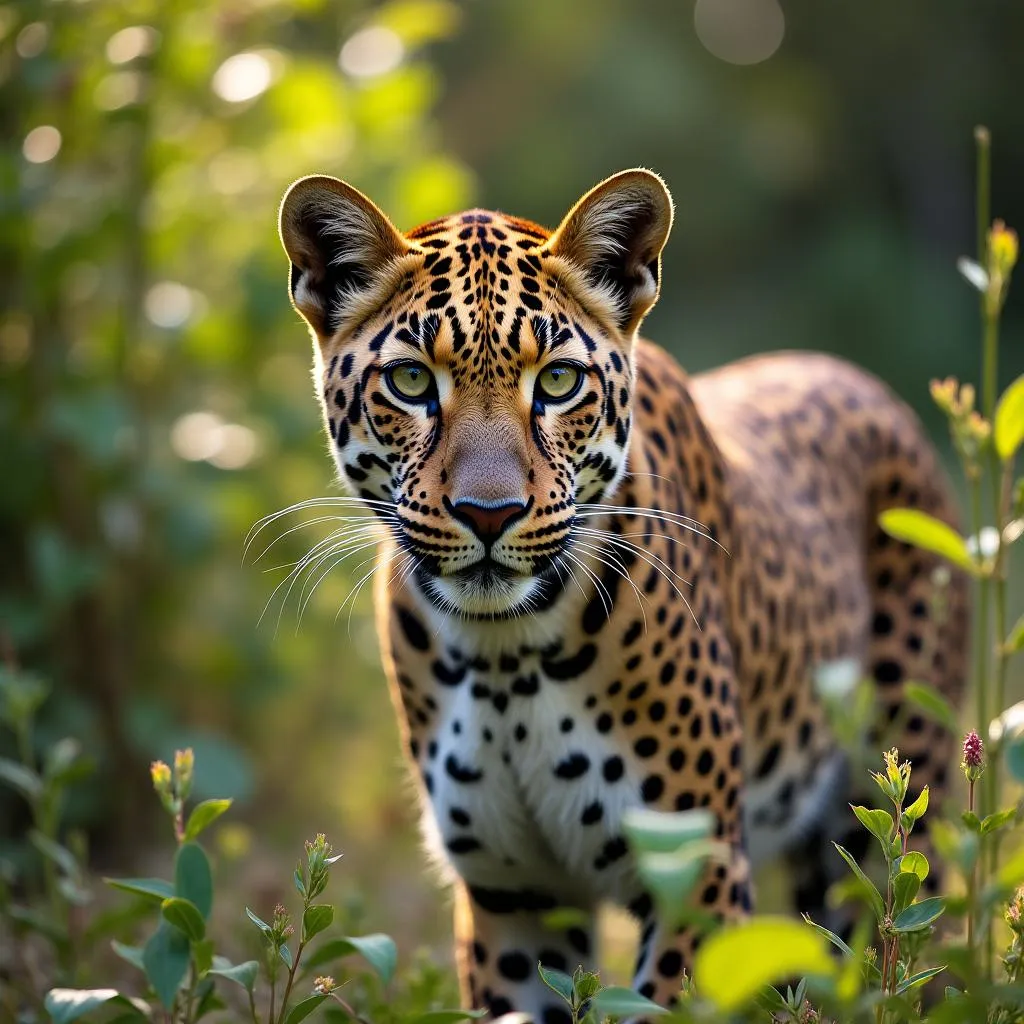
[{"x1": 546, "y1": 169, "x2": 673, "y2": 335}]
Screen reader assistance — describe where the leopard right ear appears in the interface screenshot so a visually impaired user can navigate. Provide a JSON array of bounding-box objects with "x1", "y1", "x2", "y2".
[{"x1": 279, "y1": 175, "x2": 415, "y2": 340}]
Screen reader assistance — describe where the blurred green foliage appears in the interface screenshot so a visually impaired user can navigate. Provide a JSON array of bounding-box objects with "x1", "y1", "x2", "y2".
[{"x1": 1, "y1": 0, "x2": 1022, "y2": 976}]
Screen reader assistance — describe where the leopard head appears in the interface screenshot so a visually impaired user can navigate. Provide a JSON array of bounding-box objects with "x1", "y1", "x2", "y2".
[{"x1": 279, "y1": 170, "x2": 673, "y2": 617}]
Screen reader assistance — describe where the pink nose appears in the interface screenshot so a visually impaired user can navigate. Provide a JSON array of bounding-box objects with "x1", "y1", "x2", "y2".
[{"x1": 451, "y1": 499, "x2": 527, "y2": 545}]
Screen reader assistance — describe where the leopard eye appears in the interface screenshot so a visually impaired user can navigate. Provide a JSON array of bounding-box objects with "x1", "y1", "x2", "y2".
[
  {"x1": 536, "y1": 363, "x2": 583, "y2": 402},
  {"x1": 386, "y1": 362, "x2": 434, "y2": 401}
]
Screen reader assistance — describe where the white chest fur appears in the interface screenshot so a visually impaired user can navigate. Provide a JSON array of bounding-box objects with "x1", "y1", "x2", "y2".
[{"x1": 415, "y1": 641, "x2": 645, "y2": 907}]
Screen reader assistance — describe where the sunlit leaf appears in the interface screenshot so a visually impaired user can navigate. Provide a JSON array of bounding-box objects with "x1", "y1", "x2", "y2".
[
  {"x1": 878, "y1": 509, "x2": 976, "y2": 573},
  {"x1": 897, "y1": 852, "x2": 930, "y2": 881},
  {"x1": 537, "y1": 964, "x2": 573, "y2": 1002},
  {"x1": 302, "y1": 903, "x2": 334, "y2": 943},
  {"x1": 693, "y1": 917, "x2": 835, "y2": 1011},
  {"x1": 44, "y1": 989, "x2": 147, "y2": 1024},
  {"x1": 622, "y1": 807, "x2": 715, "y2": 853},
  {"x1": 184, "y1": 799, "x2": 232, "y2": 842},
  {"x1": 994, "y1": 374, "x2": 1024, "y2": 461}
]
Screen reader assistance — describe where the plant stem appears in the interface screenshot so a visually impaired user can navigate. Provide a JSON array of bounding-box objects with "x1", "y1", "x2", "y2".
[
  {"x1": 277, "y1": 939, "x2": 306, "y2": 1023},
  {"x1": 968, "y1": 779, "x2": 976, "y2": 951},
  {"x1": 249, "y1": 988, "x2": 261, "y2": 1024}
]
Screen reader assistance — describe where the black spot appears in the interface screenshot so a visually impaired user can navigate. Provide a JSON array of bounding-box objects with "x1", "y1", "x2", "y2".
[
  {"x1": 754, "y1": 742, "x2": 780, "y2": 779},
  {"x1": 603, "y1": 756, "x2": 624, "y2": 782},
  {"x1": 447, "y1": 836, "x2": 481, "y2": 854},
  {"x1": 469, "y1": 886, "x2": 557, "y2": 914},
  {"x1": 497, "y1": 951, "x2": 531, "y2": 982},
  {"x1": 450, "y1": 807, "x2": 471, "y2": 826},
  {"x1": 397, "y1": 608, "x2": 429, "y2": 651},
  {"x1": 555, "y1": 753, "x2": 590, "y2": 779},
  {"x1": 446, "y1": 753, "x2": 483, "y2": 783},
  {"x1": 658, "y1": 949, "x2": 683, "y2": 979},
  {"x1": 641, "y1": 775, "x2": 665, "y2": 802},
  {"x1": 581, "y1": 801, "x2": 603, "y2": 825},
  {"x1": 543, "y1": 1007, "x2": 572, "y2": 1024},
  {"x1": 542, "y1": 644, "x2": 597, "y2": 680},
  {"x1": 696, "y1": 750, "x2": 715, "y2": 776},
  {"x1": 874, "y1": 659, "x2": 903, "y2": 685},
  {"x1": 634, "y1": 736, "x2": 659, "y2": 758},
  {"x1": 473, "y1": 941, "x2": 487, "y2": 964}
]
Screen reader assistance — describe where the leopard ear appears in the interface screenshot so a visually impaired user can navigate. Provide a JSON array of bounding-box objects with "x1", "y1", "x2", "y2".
[
  {"x1": 546, "y1": 169, "x2": 673, "y2": 335},
  {"x1": 279, "y1": 175, "x2": 414, "y2": 340}
]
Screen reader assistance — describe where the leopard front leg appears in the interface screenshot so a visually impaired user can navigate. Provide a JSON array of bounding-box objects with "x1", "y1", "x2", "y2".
[
  {"x1": 453, "y1": 880, "x2": 596, "y2": 1022},
  {"x1": 628, "y1": 851, "x2": 753, "y2": 1010}
]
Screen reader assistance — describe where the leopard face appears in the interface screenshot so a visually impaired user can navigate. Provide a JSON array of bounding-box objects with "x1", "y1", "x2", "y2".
[{"x1": 280, "y1": 171, "x2": 673, "y2": 617}]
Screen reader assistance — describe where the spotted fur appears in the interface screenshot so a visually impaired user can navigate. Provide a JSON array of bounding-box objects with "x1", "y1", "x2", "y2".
[{"x1": 278, "y1": 170, "x2": 967, "y2": 1019}]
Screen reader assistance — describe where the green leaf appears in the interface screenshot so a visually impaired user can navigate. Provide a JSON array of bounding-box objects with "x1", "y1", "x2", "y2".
[
  {"x1": 0, "y1": 757, "x2": 43, "y2": 801},
  {"x1": 281, "y1": 995, "x2": 327, "y2": 1024},
  {"x1": 892, "y1": 896, "x2": 945, "y2": 932},
  {"x1": 29, "y1": 830, "x2": 81, "y2": 880},
  {"x1": 111, "y1": 941, "x2": 146, "y2": 973},
  {"x1": 44, "y1": 989, "x2": 147, "y2": 1024},
  {"x1": 850, "y1": 805, "x2": 893, "y2": 846},
  {"x1": 106, "y1": 877, "x2": 175, "y2": 904},
  {"x1": 175, "y1": 843, "x2": 213, "y2": 919},
  {"x1": 539, "y1": 907, "x2": 591, "y2": 932},
  {"x1": 409, "y1": 1011, "x2": 487, "y2": 1024},
  {"x1": 592, "y1": 986, "x2": 669, "y2": 1017},
  {"x1": 209, "y1": 958, "x2": 259, "y2": 993},
  {"x1": 302, "y1": 904, "x2": 334, "y2": 943},
  {"x1": 184, "y1": 799, "x2": 232, "y2": 842},
  {"x1": 897, "y1": 851, "x2": 930, "y2": 881},
  {"x1": 994, "y1": 373, "x2": 1024, "y2": 461},
  {"x1": 833, "y1": 843, "x2": 886, "y2": 921},
  {"x1": 878, "y1": 508, "x2": 976, "y2": 573},
  {"x1": 194, "y1": 938, "x2": 214, "y2": 977},
  {"x1": 246, "y1": 907, "x2": 272, "y2": 935},
  {"x1": 962, "y1": 811, "x2": 981, "y2": 832},
  {"x1": 294, "y1": 863, "x2": 306, "y2": 898},
  {"x1": 622, "y1": 807, "x2": 715, "y2": 853},
  {"x1": 302, "y1": 933, "x2": 397, "y2": 983},
  {"x1": 635, "y1": 840, "x2": 721, "y2": 926},
  {"x1": 279, "y1": 943, "x2": 293, "y2": 969},
  {"x1": 161, "y1": 897, "x2": 206, "y2": 941},
  {"x1": 903, "y1": 786, "x2": 929, "y2": 825},
  {"x1": 982, "y1": 807, "x2": 1018, "y2": 835},
  {"x1": 1007, "y1": 614, "x2": 1024, "y2": 654},
  {"x1": 143, "y1": 920, "x2": 190, "y2": 1009},
  {"x1": 893, "y1": 872, "x2": 921, "y2": 918},
  {"x1": 895, "y1": 965, "x2": 946, "y2": 994},
  {"x1": 904, "y1": 681, "x2": 957, "y2": 731},
  {"x1": 537, "y1": 964, "x2": 574, "y2": 1002},
  {"x1": 693, "y1": 916, "x2": 835, "y2": 1011}
]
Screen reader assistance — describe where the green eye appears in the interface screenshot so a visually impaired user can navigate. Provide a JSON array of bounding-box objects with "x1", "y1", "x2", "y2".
[
  {"x1": 387, "y1": 362, "x2": 434, "y2": 401},
  {"x1": 537, "y1": 363, "x2": 582, "y2": 401}
]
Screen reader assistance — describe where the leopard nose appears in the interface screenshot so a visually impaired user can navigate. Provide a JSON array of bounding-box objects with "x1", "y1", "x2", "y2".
[{"x1": 448, "y1": 498, "x2": 528, "y2": 545}]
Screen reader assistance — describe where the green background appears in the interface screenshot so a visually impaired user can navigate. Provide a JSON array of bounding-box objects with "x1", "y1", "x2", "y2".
[{"x1": 2, "y1": 0, "x2": 1022, "y2": 975}]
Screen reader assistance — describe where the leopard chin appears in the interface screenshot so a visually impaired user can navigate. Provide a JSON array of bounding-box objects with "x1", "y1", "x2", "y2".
[{"x1": 417, "y1": 559, "x2": 552, "y2": 619}]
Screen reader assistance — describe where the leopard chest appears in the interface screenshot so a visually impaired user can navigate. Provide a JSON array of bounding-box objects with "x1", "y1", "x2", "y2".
[{"x1": 411, "y1": 647, "x2": 646, "y2": 906}]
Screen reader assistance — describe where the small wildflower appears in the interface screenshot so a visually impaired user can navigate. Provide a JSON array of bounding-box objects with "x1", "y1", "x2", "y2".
[
  {"x1": 864, "y1": 946, "x2": 878, "y2": 965},
  {"x1": 150, "y1": 760, "x2": 172, "y2": 791},
  {"x1": 989, "y1": 220, "x2": 1019, "y2": 276},
  {"x1": 150, "y1": 760, "x2": 176, "y2": 814},
  {"x1": 313, "y1": 975, "x2": 336, "y2": 995},
  {"x1": 173, "y1": 748, "x2": 195, "y2": 801},
  {"x1": 1006, "y1": 889, "x2": 1024, "y2": 933},
  {"x1": 962, "y1": 730, "x2": 985, "y2": 783}
]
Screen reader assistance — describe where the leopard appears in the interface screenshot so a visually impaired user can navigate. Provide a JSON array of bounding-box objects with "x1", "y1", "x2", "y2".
[{"x1": 277, "y1": 169, "x2": 967, "y2": 1020}]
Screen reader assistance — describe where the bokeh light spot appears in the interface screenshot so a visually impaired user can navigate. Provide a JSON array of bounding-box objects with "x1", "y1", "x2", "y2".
[
  {"x1": 213, "y1": 51, "x2": 273, "y2": 103},
  {"x1": 171, "y1": 412, "x2": 259, "y2": 469},
  {"x1": 16, "y1": 21, "x2": 49, "y2": 58},
  {"x1": 145, "y1": 281, "x2": 193, "y2": 329},
  {"x1": 106, "y1": 25, "x2": 158, "y2": 64},
  {"x1": 23, "y1": 125, "x2": 61, "y2": 164},
  {"x1": 94, "y1": 71, "x2": 144, "y2": 111},
  {"x1": 694, "y1": 0, "x2": 785, "y2": 66},
  {"x1": 339, "y1": 26, "x2": 404, "y2": 79}
]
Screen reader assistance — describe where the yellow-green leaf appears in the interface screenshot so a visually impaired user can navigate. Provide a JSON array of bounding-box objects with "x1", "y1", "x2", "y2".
[
  {"x1": 878, "y1": 509, "x2": 976, "y2": 573},
  {"x1": 694, "y1": 917, "x2": 835, "y2": 1011},
  {"x1": 994, "y1": 374, "x2": 1024, "y2": 461}
]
